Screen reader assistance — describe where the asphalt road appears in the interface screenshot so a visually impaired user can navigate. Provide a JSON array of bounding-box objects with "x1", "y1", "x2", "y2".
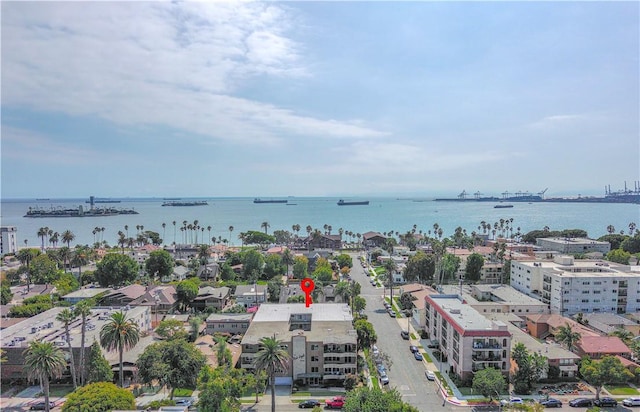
[{"x1": 348, "y1": 252, "x2": 461, "y2": 412}]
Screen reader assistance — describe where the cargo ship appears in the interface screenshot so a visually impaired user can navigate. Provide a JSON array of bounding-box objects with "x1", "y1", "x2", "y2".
[
  {"x1": 161, "y1": 201, "x2": 208, "y2": 206},
  {"x1": 337, "y1": 199, "x2": 370, "y2": 206},
  {"x1": 85, "y1": 196, "x2": 121, "y2": 204},
  {"x1": 24, "y1": 205, "x2": 138, "y2": 218},
  {"x1": 253, "y1": 198, "x2": 288, "y2": 204}
]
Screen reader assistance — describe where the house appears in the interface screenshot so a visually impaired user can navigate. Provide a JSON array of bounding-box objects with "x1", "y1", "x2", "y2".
[
  {"x1": 525, "y1": 314, "x2": 599, "y2": 341},
  {"x1": 129, "y1": 285, "x2": 178, "y2": 317},
  {"x1": 206, "y1": 313, "x2": 252, "y2": 335},
  {"x1": 234, "y1": 284, "x2": 268, "y2": 308},
  {"x1": 362, "y1": 232, "x2": 386, "y2": 248},
  {"x1": 303, "y1": 234, "x2": 342, "y2": 251},
  {"x1": 398, "y1": 284, "x2": 438, "y2": 329},
  {"x1": 192, "y1": 286, "x2": 231, "y2": 311},
  {"x1": 575, "y1": 336, "x2": 631, "y2": 360},
  {"x1": 579, "y1": 312, "x2": 640, "y2": 336},
  {"x1": 100, "y1": 284, "x2": 147, "y2": 307},
  {"x1": 194, "y1": 334, "x2": 242, "y2": 368},
  {"x1": 61, "y1": 288, "x2": 110, "y2": 305},
  {"x1": 165, "y1": 265, "x2": 189, "y2": 282},
  {"x1": 197, "y1": 262, "x2": 220, "y2": 281},
  {"x1": 240, "y1": 304, "x2": 357, "y2": 387}
]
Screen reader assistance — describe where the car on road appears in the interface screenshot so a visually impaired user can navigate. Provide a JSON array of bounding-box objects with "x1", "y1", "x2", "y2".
[
  {"x1": 298, "y1": 399, "x2": 321, "y2": 408},
  {"x1": 30, "y1": 401, "x2": 55, "y2": 411},
  {"x1": 569, "y1": 398, "x2": 593, "y2": 407},
  {"x1": 413, "y1": 351, "x2": 423, "y2": 361},
  {"x1": 539, "y1": 398, "x2": 562, "y2": 408},
  {"x1": 400, "y1": 330, "x2": 409, "y2": 339},
  {"x1": 383, "y1": 301, "x2": 391, "y2": 309},
  {"x1": 377, "y1": 364, "x2": 386, "y2": 374},
  {"x1": 409, "y1": 345, "x2": 418, "y2": 353},
  {"x1": 372, "y1": 345, "x2": 379, "y2": 356},
  {"x1": 175, "y1": 399, "x2": 193, "y2": 407},
  {"x1": 425, "y1": 370, "x2": 436, "y2": 381},
  {"x1": 379, "y1": 372, "x2": 390, "y2": 385},
  {"x1": 594, "y1": 397, "x2": 617, "y2": 407},
  {"x1": 325, "y1": 396, "x2": 345, "y2": 409},
  {"x1": 388, "y1": 309, "x2": 396, "y2": 318},
  {"x1": 623, "y1": 397, "x2": 640, "y2": 407},
  {"x1": 500, "y1": 398, "x2": 523, "y2": 406}
]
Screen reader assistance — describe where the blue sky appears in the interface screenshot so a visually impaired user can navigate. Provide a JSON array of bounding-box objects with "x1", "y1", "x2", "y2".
[{"x1": 2, "y1": 1, "x2": 638, "y2": 198}]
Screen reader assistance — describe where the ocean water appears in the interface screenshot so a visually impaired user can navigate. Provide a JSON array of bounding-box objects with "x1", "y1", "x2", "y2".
[{"x1": 1, "y1": 197, "x2": 638, "y2": 249}]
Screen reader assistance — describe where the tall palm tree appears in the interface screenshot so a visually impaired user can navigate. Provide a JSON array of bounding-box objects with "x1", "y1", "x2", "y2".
[
  {"x1": 228, "y1": 226, "x2": 234, "y2": 246},
  {"x1": 71, "y1": 248, "x2": 89, "y2": 287},
  {"x1": 384, "y1": 259, "x2": 397, "y2": 303},
  {"x1": 16, "y1": 248, "x2": 39, "y2": 292},
  {"x1": 282, "y1": 248, "x2": 294, "y2": 278},
  {"x1": 73, "y1": 300, "x2": 92, "y2": 386},
  {"x1": 99, "y1": 311, "x2": 140, "y2": 387},
  {"x1": 253, "y1": 336, "x2": 289, "y2": 412},
  {"x1": 555, "y1": 323, "x2": 581, "y2": 352},
  {"x1": 172, "y1": 221, "x2": 176, "y2": 247},
  {"x1": 261, "y1": 221, "x2": 270, "y2": 234},
  {"x1": 23, "y1": 341, "x2": 66, "y2": 412},
  {"x1": 56, "y1": 308, "x2": 78, "y2": 388},
  {"x1": 37, "y1": 227, "x2": 49, "y2": 251},
  {"x1": 61, "y1": 230, "x2": 75, "y2": 249}
]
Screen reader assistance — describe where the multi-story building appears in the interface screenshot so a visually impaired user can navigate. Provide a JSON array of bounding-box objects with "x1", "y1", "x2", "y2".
[
  {"x1": 1, "y1": 226, "x2": 18, "y2": 255},
  {"x1": 234, "y1": 284, "x2": 268, "y2": 308},
  {"x1": 424, "y1": 294, "x2": 512, "y2": 381},
  {"x1": 511, "y1": 256, "x2": 640, "y2": 315},
  {"x1": 1, "y1": 306, "x2": 151, "y2": 382},
  {"x1": 240, "y1": 303, "x2": 357, "y2": 387},
  {"x1": 536, "y1": 237, "x2": 611, "y2": 255}
]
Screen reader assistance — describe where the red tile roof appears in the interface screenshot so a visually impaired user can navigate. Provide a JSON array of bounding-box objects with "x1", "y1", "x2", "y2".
[{"x1": 578, "y1": 336, "x2": 631, "y2": 355}]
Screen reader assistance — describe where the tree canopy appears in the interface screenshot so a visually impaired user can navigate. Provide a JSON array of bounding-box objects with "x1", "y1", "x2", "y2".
[
  {"x1": 465, "y1": 253, "x2": 485, "y2": 282},
  {"x1": 354, "y1": 319, "x2": 376, "y2": 349},
  {"x1": 343, "y1": 387, "x2": 419, "y2": 412},
  {"x1": 403, "y1": 251, "x2": 435, "y2": 284},
  {"x1": 62, "y1": 382, "x2": 135, "y2": 412},
  {"x1": 95, "y1": 253, "x2": 139, "y2": 287},
  {"x1": 145, "y1": 249, "x2": 175, "y2": 279},
  {"x1": 472, "y1": 367, "x2": 506, "y2": 400},
  {"x1": 580, "y1": 356, "x2": 634, "y2": 399}
]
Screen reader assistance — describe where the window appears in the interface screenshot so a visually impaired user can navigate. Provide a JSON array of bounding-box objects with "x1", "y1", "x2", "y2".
[
  {"x1": 311, "y1": 344, "x2": 319, "y2": 350},
  {"x1": 582, "y1": 281, "x2": 590, "y2": 285},
  {"x1": 581, "y1": 299, "x2": 589, "y2": 303},
  {"x1": 593, "y1": 290, "x2": 601, "y2": 294},
  {"x1": 311, "y1": 367, "x2": 318, "y2": 373},
  {"x1": 582, "y1": 290, "x2": 590, "y2": 294},
  {"x1": 311, "y1": 356, "x2": 319, "y2": 362}
]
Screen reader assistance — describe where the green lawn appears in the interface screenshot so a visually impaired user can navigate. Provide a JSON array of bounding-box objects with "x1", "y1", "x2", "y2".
[
  {"x1": 173, "y1": 388, "x2": 194, "y2": 397},
  {"x1": 605, "y1": 385, "x2": 639, "y2": 395},
  {"x1": 48, "y1": 386, "x2": 75, "y2": 397}
]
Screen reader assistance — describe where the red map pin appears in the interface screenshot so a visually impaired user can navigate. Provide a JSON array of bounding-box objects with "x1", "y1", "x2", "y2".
[{"x1": 300, "y1": 278, "x2": 315, "y2": 307}]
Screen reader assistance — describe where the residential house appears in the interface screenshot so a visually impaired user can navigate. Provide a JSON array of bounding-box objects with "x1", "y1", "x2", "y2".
[
  {"x1": 234, "y1": 284, "x2": 268, "y2": 308},
  {"x1": 579, "y1": 312, "x2": 640, "y2": 336},
  {"x1": 197, "y1": 262, "x2": 220, "y2": 281},
  {"x1": 194, "y1": 334, "x2": 242, "y2": 368},
  {"x1": 303, "y1": 234, "x2": 342, "y2": 251},
  {"x1": 398, "y1": 283, "x2": 438, "y2": 329},
  {"x1": 192, "y1": 286, "x2": 231, "y2": 311},
  {"x1": 100, "y1": 284, "x2": 147, "y2": 307},
  {"x1": 206, "y1": 313, "x2": 252, "y2": 335},
  {"x1": 575, "y1": 336, "x2": 631, "y2": 360},
  {"x1": 362, "y1": 232, "x2": 386, "y2": 248},
  {"x1": 129, "y1": 285, "x2": 178, "y2": 321},
  {"x1": 525, "y1": 314, "x2": 599, "y2": 341},
  {"x1": 61, "y1": 288, "x2": 110, "y2": 305}
]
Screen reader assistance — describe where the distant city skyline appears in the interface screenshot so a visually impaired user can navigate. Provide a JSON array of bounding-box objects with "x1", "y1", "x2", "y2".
[{"x1": 1, "y1": 2, "x2": 638, "y2": 198}]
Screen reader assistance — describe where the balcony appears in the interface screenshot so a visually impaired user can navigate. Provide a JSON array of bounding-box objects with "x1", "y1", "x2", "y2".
[
  {"x1": 323, "y1": 373, "x2": 346, "y2": 380},
  {"x1": 472, "y1": 341, "x2": 502, "y2": 350}
]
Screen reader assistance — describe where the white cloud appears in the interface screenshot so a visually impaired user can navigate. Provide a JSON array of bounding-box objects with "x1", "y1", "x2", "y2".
[
  {"x1": 2, "y1": 2, "x2": 384, "y2": 144},
  {"x1": 526, "y1": 114, "x2": 586, "y2": 130}
]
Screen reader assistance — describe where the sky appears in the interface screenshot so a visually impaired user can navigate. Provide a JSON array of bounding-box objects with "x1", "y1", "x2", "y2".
[{"x1": 1, "y1": 1, "x2": 638, "y2": 198}]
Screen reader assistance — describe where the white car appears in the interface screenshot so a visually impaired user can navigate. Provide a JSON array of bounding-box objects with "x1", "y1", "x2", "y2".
[
  {"x1": 623, "y1": 398, "x2": 640, "y2": 407},
  {"x1": 425, "y1": 370, "x2": 436, "y2": 381},
  {"x1": 501, "y1": 398, "x2": 523, "y2": 406}
]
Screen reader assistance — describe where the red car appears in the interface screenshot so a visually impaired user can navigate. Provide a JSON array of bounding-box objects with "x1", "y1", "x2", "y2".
[{"x1": 325, "y1": 396, "x2": 345, "y2": 409}]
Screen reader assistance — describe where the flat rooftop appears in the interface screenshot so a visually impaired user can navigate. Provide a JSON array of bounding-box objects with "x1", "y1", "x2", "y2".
[
  {"x1": 428, "y1": 295, "x2": 501, "y2": 332},
  {"x1": 471, "y1": 284, "x2": 548, "y2": 306}
]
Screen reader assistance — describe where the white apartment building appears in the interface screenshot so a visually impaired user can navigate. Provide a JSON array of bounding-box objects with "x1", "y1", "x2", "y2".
[
  {"x1": 1, "y1": 226, "x2": 18, "y2": 255},
  {"x1": 240, "y1": 303, "x2": 357, "y2": 387},
  {"x1": 511, "y1": 256, "x2": 640, "y2": 315},
  {"x1": 536, "y1": 237, "x2": 611, "y2": 255},
  {"x1": 424, "y1": 294, "x2": 512, "y2": 381}
]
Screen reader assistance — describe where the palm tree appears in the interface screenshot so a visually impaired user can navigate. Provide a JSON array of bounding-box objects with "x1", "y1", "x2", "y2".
[
  {"x1": 56, "y1": 308, "x2": 78, "y2": 388},
  {"x1": 282, "y1": 248, "x2": 294, "y2": 278},
  {"x1": 162, "y1": 223, "x2": 166, "y2": 245},
  {"x1": 75, "y1": 300, "x2": 92, "y2": 386},
  {"x1": 610, "y1": 328, "x2": 634, "y2": 345},
  {"x1": 99, "y1": 311, "x2": 140, "y2": 387},
  {"x1": 37, "y1": 227, "x2": 49, "y2": 251},
  {"x1": 16, "y1": 248, "x2": 39, "y2": 292},
  {"x1": 261, "y1": 221, "x2": 270, "y2": 234},
  {"x1": 172, "y1": 221, "x2": 176, "y2": 247},
  {"x1": 555, "y1": 323, "x2": 581, "y2": 352},
  {"x1": 61, "y1": 230, "x2": 75, "y2": 249},
  {"x1": 253, "y1": 336, "x2": 290, "y2": 412},
  {"x1": 23, "y1": 341, "x2": 66, "y2": 412},
  {"x1": 228, "y1": 226, "x2": 234, "y2": 246},
  {"x1": 71, "y1": 248, "x2": 89, "y2": 287},
  {"x1": 384, "y1": 259, "x2": 397, "y2": 303}
]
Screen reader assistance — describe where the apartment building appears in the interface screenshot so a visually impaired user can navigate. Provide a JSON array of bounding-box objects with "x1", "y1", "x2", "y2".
[
  {"x1": 536, "y1": 237, "x2": 611, "y2": 255},
  {"x1": 1, "y1": 226, "x2": 18, "y2": 255},
  {"x1": 440, "y1": 284, "x2": 548, "y2": 317},
  {"x1": 424, "y1": 294, "x2": 512, "y2": 381},
  {"x1": 1, "y1": 306, "x2": 151, "y2": 382},
  {"x1": 511, "y1": 256, "x2": 640, "y2": 315},
  {"x1": 240, "y1": 303, "x2": 357, "y2": 387},
  {"x1": 206, "y1": 313, "x2": 252, "y2": 335}
]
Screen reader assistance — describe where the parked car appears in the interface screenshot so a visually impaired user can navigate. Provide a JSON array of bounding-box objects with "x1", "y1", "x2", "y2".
[
  {"x1": 427, "y1": 340, "x2": 439, "y2": 348},
  {"x1": 413, "y1": 351, "x2": 423, "y2": 361},
  {"x1": 425, "y1": 370, "x2": 436, "y2": 381},
  {"x1": 30, "y1": 401, "x2": 55, "y2": 411},
  {"x1": 298, "y1": 399, "x2": 321, "y2": 408},
  {"x1": 400, "y1": 330, "x2": 409, "y2": 340},
  {"x1": 383, "y1": 301, "x2": 390, "y2": 309},
  {"x1": 539, "y1": 398, "x2": 562, "y2": 408},
  {"x1": 594, "y1": 397, "x2": 618, "y2": 407},
  {"x1": 623, "y1": 398, "x2": 640, "y2": 407},
  {"x1": 500, "y1": 398, "x2": 523, "y2": 406},
  {"x1": 325, "y1": 396, "x2": 345, "y2": 409},
  {"x1": 379, "y1": 372, "x2": 390, "y2": 385},
  {"x1": 372, "y1": 345, "x2": 379, "y2": 356},
  {"x1": 569, "y1": 398, "x2": 593, "y2": 407},
  {"x1": 409, "y1": 345, "x2": 419, "y2": 353},
  {"x1": 388, "y1": 309, "x2": 396, "y2": 318},
  {"x1": 377, "y1": 364, "x2": 386, "y2": 374}
]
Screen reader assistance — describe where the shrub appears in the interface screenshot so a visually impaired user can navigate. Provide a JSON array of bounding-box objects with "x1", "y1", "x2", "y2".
[{"x1": 62, "y1": 382, "x2": 135, "y2": 412}]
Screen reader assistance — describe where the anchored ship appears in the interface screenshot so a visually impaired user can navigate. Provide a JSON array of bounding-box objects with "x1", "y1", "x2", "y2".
[
  {"x1": 337, "y1": 199, "x2": 370, "y2": 206},
  {"x1": 161, "y1": 201, "x2": 208, "y2": 206},
  {"x1": 253, "y1": 198, "x2": 288, "y2": 204}
]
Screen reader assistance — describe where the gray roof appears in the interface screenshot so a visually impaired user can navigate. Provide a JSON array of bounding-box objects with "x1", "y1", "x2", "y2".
[
  {"x1": 234, "y1": 284, "x2": 267, "y2": 296},
  {"x1": 206, "y1": 313, "x2": 253, "y2": 322},
  {"x1": 62, "y1": 288, "x2": 111, "y2": 299},
  {"x1": 242, "y1": 303, "x2": 355, "y2": 345}
]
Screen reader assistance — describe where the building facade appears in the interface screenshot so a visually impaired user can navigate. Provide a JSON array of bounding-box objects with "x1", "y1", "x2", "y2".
[
  {"x1": 240, "y1": 303, "x2": 357, "y2": 387},
  {"x1": 511, "y1": 256, "x2": 640, "y2": 315},
  {"x1": 206, "y1": 313, "x2": 252, "y2": 335},
  {"x1": 424, "y1": 295, "x2": 512, "y2": 381},
  {"x1": 1, "y1": 226, "x2": 18, "y2": 255},
  {"x1": 536, "y1": 237, "x2": 611, "y2": 255}
]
